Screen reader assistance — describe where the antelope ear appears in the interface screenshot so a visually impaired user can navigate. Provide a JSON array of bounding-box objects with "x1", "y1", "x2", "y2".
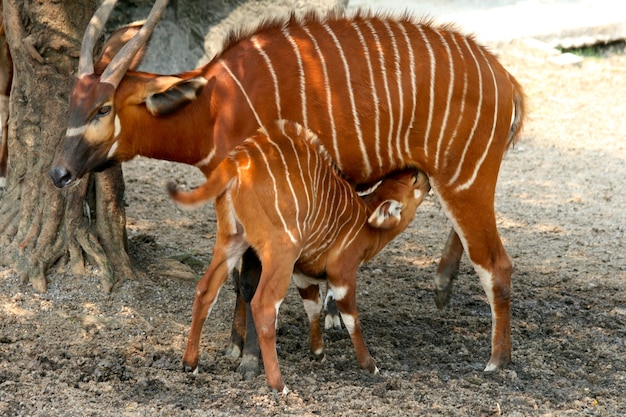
[
  {"x1": 94, "y1": 22, "x2": 147, "y2": 74},
  {"x1": 144, "y1": 77, "x2": 208, "y2": 115},
  {"x1": 368, "y1": 200, "x2": 402, "y2": 229}
]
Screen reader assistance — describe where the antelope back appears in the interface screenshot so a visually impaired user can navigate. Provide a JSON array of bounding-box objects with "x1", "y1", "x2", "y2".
[{"x1": 212, "y1": 11, "x2": 524, "y2": 191}]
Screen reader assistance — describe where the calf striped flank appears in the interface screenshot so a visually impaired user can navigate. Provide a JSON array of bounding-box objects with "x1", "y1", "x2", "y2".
[
  {"x1": 170, "y1": 120, "x2": 428, "y2": 393},
  {"x1": 54, "y1": 3, "x2": 526, "y2": 392}
]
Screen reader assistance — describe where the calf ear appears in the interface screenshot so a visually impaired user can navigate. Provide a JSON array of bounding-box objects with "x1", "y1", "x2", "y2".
[
  {"x1": 144, "y1": 77, "x2": 208, "y2": 115},
  {"x1": 368, "y1": 200, "x2": 402, "y2": 229}
]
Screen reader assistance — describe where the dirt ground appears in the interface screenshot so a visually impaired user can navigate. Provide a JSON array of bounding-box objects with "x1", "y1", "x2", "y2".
[{"x1": 1, "y1": 35, "x2": 625, "y2": 416}]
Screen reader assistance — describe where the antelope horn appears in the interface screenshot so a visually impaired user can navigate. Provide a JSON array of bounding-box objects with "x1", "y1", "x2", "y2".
[
  {"x1": 78, "y1": 0, "x2": 119, "y2": 78},
  {"x1": 100, "y1": 0, "x2": 169, "y2": 88}
]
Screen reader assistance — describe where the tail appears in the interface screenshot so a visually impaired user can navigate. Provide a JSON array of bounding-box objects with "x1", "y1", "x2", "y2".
[
  {"x1": 167, "y1": 159, "x2": 238, "y2": 209},
  {"x1": 506, "y1": 79, "x2": 526, "y2": 150}
]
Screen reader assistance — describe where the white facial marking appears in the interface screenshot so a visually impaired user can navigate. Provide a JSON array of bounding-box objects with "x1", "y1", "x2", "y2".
[
  {"x1": 66, "y1": 125, "x2": 88, "y2": 137},
  {"x1": 114, "y1": 115, "x2": 121, "y2": 137},
  {"x1": 107, "y1": 140, "x2": 119, "y2": 159},
  {"x1": 414, "y1": 189, "x2": 423, "y2": 199}
]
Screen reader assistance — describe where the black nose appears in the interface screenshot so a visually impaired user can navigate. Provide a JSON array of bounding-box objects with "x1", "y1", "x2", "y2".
[{"x1": 50, "y1": 166, "x2": 75, "y2": 188}]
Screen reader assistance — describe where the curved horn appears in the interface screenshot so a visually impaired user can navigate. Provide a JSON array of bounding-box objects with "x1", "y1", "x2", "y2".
[
  {"x1": 100, "y1": 0, "x2": 169, "y2": 88},
  {"x1": 78, "y1": 0, "x2": 119, "y2": 78}
]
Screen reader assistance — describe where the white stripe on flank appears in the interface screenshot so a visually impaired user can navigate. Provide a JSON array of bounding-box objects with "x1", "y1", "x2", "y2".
[
  {"x1": 396, "y1": 21, "x2": 417, "y2": 158},
  {"x1": 434, "y1": 31, "x2": 454, "y2": 171},
  {"x1": 455, "y1": 48, "x2": 499, "y2": 192},
  {"x1": 416, "y1": 25, "x2": 436, "y2": 159},
  {"x1": 449, "y1": 38, "x2": 483, "y2": 186},
  {"x1": 66, "y1": 125, "x2": 87, "y2": 137},
  {"x1": 269, "y1": 129, "x2": 304, "y2": 240},
  {"x1": 219, "y1": 59, "x2": 263, "y2": 128},
  {"x1": 382, "y1": 20, "x2": 404, "y2": 164},
  {"x1": 351, "y1": 21, "x2": 382, "y2": 170},
  {"x1": 282, "y1": 29, "x2": 307, "y2": 130},
  {"x1": 252, "y1": 36, "x2": 282, "y2": 119},
  {"x1": 323, "y1": 23, "x2": 371, "y2": 178},
  {"x1": 443, "y1": 35, "x2": 468, "y2": 169},
  {"x1": 251, "y1": 139, "x2": 298, "y2": 245},
  {"x1": 302, "y1": 26, "x2": 341, "y2": 171},
  {"x1": 279, "y1": 122, "x2": 313, "y2": 230},
  {"x1": 365, "y1": 20, "x2": 394, "y2": 167}
]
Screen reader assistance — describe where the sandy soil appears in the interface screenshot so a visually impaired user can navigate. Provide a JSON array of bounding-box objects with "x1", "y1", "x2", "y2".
[{"x1": 1, "y1": 38, "x2": 625, "y2": 416}]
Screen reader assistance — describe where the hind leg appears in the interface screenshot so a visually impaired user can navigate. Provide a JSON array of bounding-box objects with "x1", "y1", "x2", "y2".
[
  {"x1": 232, "y1": 248, "x2": 263, "y2": 380},
  {"x1": 251, "y1": 253, "x2": 299, "y2": 394},
  {"x1": 328, "y1": 277, "x2": 378, "y2": 375},
  {"x1": 293, "y1": 273, "x2": 325, "y2": 361},
  {"x1": 431, "y1": 184, "x2": 512, "y2": 370},
  {"x1": 225, "y1": 270, "x2": 246, "y2": 359},
  {"x1": 434, "y1": 228, "x2": 464, "y2": 309}
]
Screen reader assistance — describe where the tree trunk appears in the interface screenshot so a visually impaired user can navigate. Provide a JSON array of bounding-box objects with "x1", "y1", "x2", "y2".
[{"x1": 0, "y1": 0, "x2": 134, "y2": 293}]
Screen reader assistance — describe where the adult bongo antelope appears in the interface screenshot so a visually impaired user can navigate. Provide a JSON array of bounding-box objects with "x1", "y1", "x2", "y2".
[
  {"x1": 168, "y1": 120, "x2": 429, "y2": 393},
  {"x1": 50, "y1": 0, "x2": 525, "y2": 379}
]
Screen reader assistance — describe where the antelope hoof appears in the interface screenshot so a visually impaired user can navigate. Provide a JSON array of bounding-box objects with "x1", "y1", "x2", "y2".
[
  {"x1": 311, "y1": 350, "x2": 326, "y2": 362},
  {"x1": 238, "y1": 354, "x2": 261, "y2": 381},
  {"x1": 324, "y1": 313, "x2": 342, "y2": 329},
  {"x1": 224, "y1": 343, "x2": 242, "y2": 359},
  {"x1": 485, "y1": 353, "x2": 511, "y2": 372},
  {"x1": 434, "y1": 288, "x2": 452, "y2": 309},
  {"x1": 183, "y1": 362, "x2": 198, "y2": 375},
  {"x1": 434, "y1": 276, "x2": 456, "y2": 309}
]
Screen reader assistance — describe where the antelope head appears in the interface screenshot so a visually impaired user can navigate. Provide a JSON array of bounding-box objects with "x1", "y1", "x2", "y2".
[{"x1": 50, "y1": 0, "x2": 169, "y2": 188}]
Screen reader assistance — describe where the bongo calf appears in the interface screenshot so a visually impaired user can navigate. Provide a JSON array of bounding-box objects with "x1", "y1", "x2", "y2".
[{"x1": 168, "y1": 120, "x2": 429, "y2": 393}]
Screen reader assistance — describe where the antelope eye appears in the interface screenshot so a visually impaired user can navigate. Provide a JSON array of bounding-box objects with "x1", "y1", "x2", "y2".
[{"x1": 96, "y1": 105, "x2": 111, "y2": 117}]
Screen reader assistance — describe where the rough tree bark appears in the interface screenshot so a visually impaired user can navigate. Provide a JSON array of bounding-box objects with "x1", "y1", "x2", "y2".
[{"x1": 0, "y1": 0, "x2": 134, "y2": 293}]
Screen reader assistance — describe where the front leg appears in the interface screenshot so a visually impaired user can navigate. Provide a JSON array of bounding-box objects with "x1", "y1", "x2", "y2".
[{"x1": 182, "y1": 249, "x2": 232, "y2": 373}]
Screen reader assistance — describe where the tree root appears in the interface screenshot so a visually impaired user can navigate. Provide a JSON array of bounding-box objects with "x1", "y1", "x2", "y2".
[{"x1": 0, "y1": 169, "x2": 135, "y2": 293}]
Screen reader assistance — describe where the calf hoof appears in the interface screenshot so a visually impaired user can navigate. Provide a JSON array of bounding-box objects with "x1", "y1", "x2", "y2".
[
  {"x1": 310, "y1": 350, "x2": 326, "y2": 362},
  {"x1": 182, "y1": 362, "x2": 198, "y2": 375},
  {"x1": 485, "y1": 353, "x2": 512, "y2": 372},
  {"x1": 238, "y1": 354, "x2": 261, "y2": 381}
]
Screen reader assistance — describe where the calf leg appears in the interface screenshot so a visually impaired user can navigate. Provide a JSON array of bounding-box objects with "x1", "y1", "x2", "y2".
[
  {"x1": 182, "y1": 241, "x2": 245, "y2": 373},
  {"x1": 251, "y1": 256, "x2": 297, "y2": 394},
  {"x1": 225, "y1": 271, "x2": 246, "y2": 359},
  {"x1": 328, "y1": 280, "x2": 378, "y2": 375},
  {"x1": 434, "y1": 228, "x2": 464, "y2": 309},
  {"x1": 292, "y1": 274, "x2": 325, "y2": 361}
]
